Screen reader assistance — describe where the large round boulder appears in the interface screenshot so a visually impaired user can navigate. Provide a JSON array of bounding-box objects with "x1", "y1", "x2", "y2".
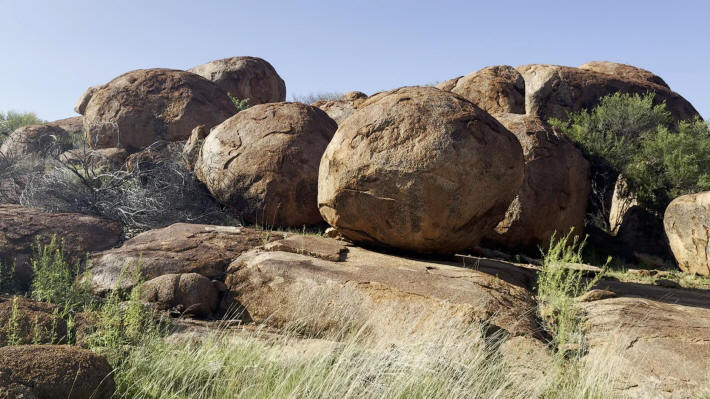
[
  {"x1": 82, "y1": 68, "x2": 234, "y2": 152},
  {"x1": 0, "y1": 124, "x2": 69, "y2": 158},
  {"x1": 664, "y1": 191, "x2": 710, "y2": 275},
  {"x1": 445, "y1": 65, "x2": 525, "y2": 115},
  {"x1": 195, "y1": 102, "x2": 337, "y2": 226},
  {"x1": 140, "y1": 273, "x2": 218, "y2": 317},
  {"x1": 484, "y1": 114, "x2": 590, "y2": 251},
  {"x1": 578, "y1": 61, "x2": 669, "y2": 88},
  {"x1": 318, "y1": 86, "x2": 524, "y2": 254},
  {"x1": 516, "y1": 64, "x2": 699, "y2": 122},
  {"x1": 189, "y1": 56, "x2": 286, "y2": 105},
  {"x1": 0, "y1": 345, "x2": 115, "y2": 399}
]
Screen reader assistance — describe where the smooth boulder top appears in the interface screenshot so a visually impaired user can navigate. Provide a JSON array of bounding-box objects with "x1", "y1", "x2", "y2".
[
  {"x1": 484, "y1": 113, "x2": 590, "y2": 251},
  {"x1": 195, "y1": 102, "x2": 337, "y2": 227},
  {"x1": 516, "y1": 64, "x2": 700, "y2": 121},
  {"x1": 318, "y1": 86, "x2": 524, "y2": 254},
  {"x1": 578, "y1": 61, "x2": 669, "y2": 88},
  {"x1": 82, "y1": 68, "x2": 234, "y2": 151},
  {"x1": 447, "y1": 65, "x2": 526, "y2": 115},
  {"x1": 189, "y1": 56, "x2": 286, "y2": 105}
]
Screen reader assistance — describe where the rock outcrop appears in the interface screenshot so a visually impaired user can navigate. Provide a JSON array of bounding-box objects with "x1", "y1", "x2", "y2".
[
  {"x1": 0, "y1": 345, "x2": 115, "y2": 399},
  {"x1": 581, "y1": 295, "x2": 710, "y2": 398},
  {"x1": 88, "y1": 223, "x2": 278, "y2": 293},
  {"x1": 0, "y1": 124, "x2": 69, "y2": 157},
  {"x1": 445, "y1": 65, "x2": 525, "y2": 115},
  {"x1": 578, "y1": 61, "x2": 669, "y2": 88},
  {"x1": 82, "y1": 68, "x2": 234, "y2": 151},
  {"x1": 141, "y1": 273, "x2": 218, "y2": 317},
  {"x1": 516, "y1": 64, "x2": 699, "y2": 122},
  {"x1": 484, "y1": 114, "x2": 590, "y2": 251},
  {"x1": 312, "y1": 91, "x2": 368, "y2": 124},
  {"x1": 226, "y1": 236, "x2": 540, "y2": 340},
  {"x1": 664, "y1": 191, "x2": 710, "y2": 275},
  {"x1": 196, "y1": 102, "x2": 337, "y2": 227},
  {"x1": 318, "y1": 86, "x2": 524, "y2": 254},
  {"x1": 0, "y1": 205, "x2": 122, "y2": 288},
  {"x1": 189, "y1": 56, "x2": 286, "y2": 105},
  {"x1": 74, "y1": 85, "x2": 103, "y2": 115}
]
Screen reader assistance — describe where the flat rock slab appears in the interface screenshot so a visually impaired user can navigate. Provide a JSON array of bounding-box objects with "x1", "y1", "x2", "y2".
[
  {"x1": 226, "y1": 243, "x2": 541, "y2": 341},
  {"x1": 581, "y1": 296, "x2": 710, "y2": 398},
  {"x1": 88, "y1": 223, "x2": 280, "y2": 294},
  {"x1": 263, "y1": 235, "x2": 349, "y2": 261}
]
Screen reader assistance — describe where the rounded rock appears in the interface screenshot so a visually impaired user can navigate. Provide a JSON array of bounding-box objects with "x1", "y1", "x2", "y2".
[
  {"x1": 196, "y1": 102, "x2": 337, "y2": 226},
  {"x1": 318, "y1": 86, "x2": 524, "y2": 254}
]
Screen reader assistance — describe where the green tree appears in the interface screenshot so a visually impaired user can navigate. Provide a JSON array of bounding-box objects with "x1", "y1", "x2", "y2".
[{"x1": 0, "y1": 111, "x2": 44, "y2": 142}]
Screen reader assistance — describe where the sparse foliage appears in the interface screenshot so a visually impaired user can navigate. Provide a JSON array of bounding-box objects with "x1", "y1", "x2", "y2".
[
  {"x1": 227, "y1": 93, "x2": 251, "y2": 113},
  {"x1": 0, "y1": 111, "x2": 44, "y2": 144},
  {"x1": 291, "y1": 92, "x2": 343, "y2": 104}
]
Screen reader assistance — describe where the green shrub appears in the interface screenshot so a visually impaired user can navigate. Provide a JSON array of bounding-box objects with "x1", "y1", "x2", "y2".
[
  {"x1": 550, "y1": 92, "x2": 710, "y2": 227},
  {"x1": 0, "y1": 110, "x2": 45, "y2": 143},
  {"x1": 5, "y1": 296, "x2": 21, "y2": 346},
  {"x1": 227, "y1": 93, "x2": 251, "y2": 113},
  {"x1": 0, "y1": 261, "x2": 17, "y2": 294},
  {"x1": 29, "y1": 235, "x2": 92, "y2": 312}
]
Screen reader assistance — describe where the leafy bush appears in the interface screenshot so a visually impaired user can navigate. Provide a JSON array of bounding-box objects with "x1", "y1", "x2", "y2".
[
  {"x1": 0, "y1": 111, "x2": 45, "y2": 144},
  {"x1": 227, "y1": 93, "x2": 251, "y2": 113},
  {"x1": 550, "y1": 92, "x2": 710, "y2": 227},
  {"x1": 29, "y1": 235, "x2": 92, "y2": 312}
]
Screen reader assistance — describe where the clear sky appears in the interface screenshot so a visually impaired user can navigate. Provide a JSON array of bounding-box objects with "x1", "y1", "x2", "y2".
[{"x1": 1, "y1": 0, "x2": 707, "y2": 121}]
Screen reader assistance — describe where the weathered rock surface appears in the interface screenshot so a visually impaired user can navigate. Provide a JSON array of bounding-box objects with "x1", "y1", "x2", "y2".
[
  {"x1": 141, "y1": 273, "x2": 218, "y2": 317},
  {"x1": 664, "y1": 191, "x2": 710, "y2": 275},
  {"x1": 578, "y1": 61, "x2": 669, "y2": 88},
  {"x1": 74, "y1": 85, "x2": 103, "y2": 115},
  {"x1": 435, "y1": 76, "x2": 462, "y2": 92},
  {"x1": 82, "y1": 68, "x2": 234, "y2": 151},
  {"x1": 263, "y1": 235, "x2": 349, "y2": 262},
  {"x1": 196, "y1": 102, "x2": 337, "y2": 227},
  {"x1": 226, "y1": 236, "x2": 540, "y2": 340},
  {"x1": 484, "y1": 114, "x2": 590, "y2": 251},
  {"x1": 0, "y1": 345, "x2": 115, "y2": 399},
  {"x1": 0, "y1": 297, "x2": 67, "y2": 345},
  {"x1": 182, "y1": 124, "x2": 208, "y2": 170},
  {"x1": 0, "y1": 205, "x2": 122, "y2": 288},
  {"x1": 312, "y1": 91, "x2": 368, "y2": 124},
  {"x1": 0, "y1": 124, "x2": 69, "y2": 157},
  {"x1": 516, "y1": 64, "x2": 700, "y2": 122},
  {"x1": 318, "y1": 86, "x2": 524, "y2": 254},
  {"x1": 581, "y1": 296, "x2": 710, "y2": 398},
  {"x1": 48, "y1": 116, "x2": 84, "y2": 134},
  {"x1": 446, "y1": 66, "x2": 526, "y2": 114},
  {"x1": 88, "y1": 223, "x2": 278, "y2": 293},
  {"x1": 189, "y1": 56, "x2": 286, "y2": 105}
]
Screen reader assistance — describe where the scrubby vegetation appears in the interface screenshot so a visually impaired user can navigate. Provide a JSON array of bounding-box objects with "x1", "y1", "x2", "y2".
[
  {"x1": 0, "y1": 110, "x2": 44, "y2": 144},
  {"x1": 550, "y1": 93, "x2": 710, "y2": 229},
  {"x1": 227, "y1": 93, "x2": 251, "y2": 113},
  {"x1": 291, "y1": 92, "x2": 344, "y2": 104}
]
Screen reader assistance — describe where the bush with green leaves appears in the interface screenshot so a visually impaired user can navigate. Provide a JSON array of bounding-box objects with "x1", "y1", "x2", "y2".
[
  {"x1": 227, "y1": 93, "x2": 251, "y2": 113},
  {"x1": 0, "y1": 110, "x2": 44, "y2": 144},
  {"x1": 29, "y1": 235, "x2": 92, "y2": 313},
  {"x1": 550, "y1": 92, "x2": 710, "y2": 228}
]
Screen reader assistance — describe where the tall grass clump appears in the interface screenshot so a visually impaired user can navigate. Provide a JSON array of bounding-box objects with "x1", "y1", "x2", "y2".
[{"x1": 536, "y1": 230, "x2": 607, "y2": 354}]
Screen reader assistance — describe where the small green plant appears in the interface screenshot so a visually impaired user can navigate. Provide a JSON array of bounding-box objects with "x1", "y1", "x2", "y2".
[
  {"x1": 29, "y1": 235, "x2": 92, "y2": 312},
  {"x1": 0, "y1": 260, "x2": 17, "y2": 294},
  {"x1": 6, "y1": 296, "x2": 21, "y2": 346},
  {"x1": 0, "y1": 110, "x2": 44, "y2": 143},
  {"x1": 536, "y1": 230, "x2": 609, "y2": 354},
  {"x1": 227, "y1": 93, "x2": 250, "y2": 113}
]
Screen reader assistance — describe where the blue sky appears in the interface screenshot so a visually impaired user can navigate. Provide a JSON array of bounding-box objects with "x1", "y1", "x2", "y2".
[{"x1": 1, "y1": 0, "x2": 707, "y2": 121}]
